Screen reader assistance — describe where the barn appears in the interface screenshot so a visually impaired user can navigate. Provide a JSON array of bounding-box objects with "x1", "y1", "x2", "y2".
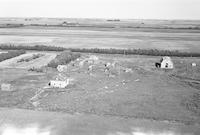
[{"x1": 160, "y1": 56, "x2": 174, "y2": 69}]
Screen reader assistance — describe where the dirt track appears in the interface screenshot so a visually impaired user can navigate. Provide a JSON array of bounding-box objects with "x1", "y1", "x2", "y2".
[{"x1": 0, "y1": 52, "x2": 56, "y2": 69}]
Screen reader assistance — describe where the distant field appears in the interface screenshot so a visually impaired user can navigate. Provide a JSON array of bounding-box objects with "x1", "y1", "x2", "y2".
[{"x1": 0, "y1": 18, "x2": 200, "y2": 52}]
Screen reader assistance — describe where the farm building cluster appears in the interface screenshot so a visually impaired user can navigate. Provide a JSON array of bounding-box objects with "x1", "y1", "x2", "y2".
[
  {"x1": 46, "y1": 54, "x2": 199, "y2": 89},
  {"x1": 0, "y1": 52, "x2": 198, "y2": 91},
  {"x1": 45, "y1": 53, "x2": 200, "y2": 89},
  {"x1": 0, "y1": 50, "x2": 200, "y2": 130},
  {"x1": 47, "y1": 55, "x2": 134, "y2": 88}
]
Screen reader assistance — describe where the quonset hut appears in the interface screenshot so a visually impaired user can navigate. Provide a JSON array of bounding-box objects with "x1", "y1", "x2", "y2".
[{"x1": 160, "y1": 56, "x2": 174, "y2": 69}]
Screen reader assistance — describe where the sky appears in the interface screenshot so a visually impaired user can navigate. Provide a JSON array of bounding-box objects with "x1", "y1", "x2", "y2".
[{"x1": 0, "y1": 0, "x2": 200, "y2": 20}]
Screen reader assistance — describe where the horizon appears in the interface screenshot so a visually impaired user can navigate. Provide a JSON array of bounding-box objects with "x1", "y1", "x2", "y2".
[
  {"x1": 0, "y1": 0, "x2": 200, "y2": 20},
  {"x1": 0, "y1": 17, "x2": 200, "y2": 21}
]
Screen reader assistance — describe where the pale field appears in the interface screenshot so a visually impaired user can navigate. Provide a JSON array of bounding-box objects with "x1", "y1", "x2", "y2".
[{"x1": 0, "y1": 18, "x2": 200, "y2": 52}]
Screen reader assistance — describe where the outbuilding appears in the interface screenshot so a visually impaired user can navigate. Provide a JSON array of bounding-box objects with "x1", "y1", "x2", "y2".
[
  {"x1": 192, "y1": 63, "x2": 197, "y2": 67},
  {"x1": 160, "y1": 56, "x2": 174, "y2": 69}
]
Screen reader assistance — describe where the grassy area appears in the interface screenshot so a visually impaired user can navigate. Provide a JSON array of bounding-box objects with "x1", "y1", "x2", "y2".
[
  {"x1": 0, "y1": 53, "x2": 199, "y2": 126},
  {"x1": 47, "y1": 51, "x2": 81, "y2": 68},
  {"x1": 1, "y1": 44, "x2": 200, "y2": 57},
  {"x1": 183, "y1": 92, "x2": 200, "y2": 117},
  {"x1": 0, "y1": 50, "x2": 26, "y2": 62}
]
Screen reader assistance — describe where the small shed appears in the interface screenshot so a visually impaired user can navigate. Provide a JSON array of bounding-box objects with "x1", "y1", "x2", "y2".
[
  {"x1": 79, "y1": 60, "x2": 85, "y2": 67},
  {"x1": 160, "y1": 56, "x2": 174, "y2": 69},
  {"x1": 192, "y1": 63, "x2": 197, "y2": 67},
  {"x1": 88, "y1": 65, "x2": 94, "y2": 71},
  {"x1": 124, "y1": 68, "x2": 133, "y2": 73},
  {"x1": 89, "y1": 55, "x2": 99, "y2": 61},
  {"x1": 62, "y1": 21, "x2": 68, "y2": 26},
  {"x1": 105, "y1": 62, "x2": 111, "y2": 67}
]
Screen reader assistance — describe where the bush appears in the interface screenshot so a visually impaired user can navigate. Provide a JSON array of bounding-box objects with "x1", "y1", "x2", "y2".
[
  {"x1": 1, "y1": 44, "x2": 200, "y2": 57},
  {"x1": 70, "y1": 48, "x2": 200, "y2": 57},
  {"x1": 48, "y1": 51, "x2": 81, "y2": 68},
  {"x1": 0, "y1": 50, "x2": 26, "y2": 62}
]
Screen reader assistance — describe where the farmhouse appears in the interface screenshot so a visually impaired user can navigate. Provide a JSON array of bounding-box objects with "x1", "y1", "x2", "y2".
[
  {"x1": 160, "y1": 56, "x2": 174, "y2": 69},
  {"x1": 48, "y1": 79, "x2": 69, "y2": 88}
]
